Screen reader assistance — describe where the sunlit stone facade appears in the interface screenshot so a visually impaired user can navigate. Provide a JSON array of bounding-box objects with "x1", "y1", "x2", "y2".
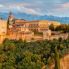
[
  {"x1": 0, "y1": 18, "x2": 52, "y2": 43},
  {"x1": 0, "y1": 14, "x2": 62, "y2": 43}
]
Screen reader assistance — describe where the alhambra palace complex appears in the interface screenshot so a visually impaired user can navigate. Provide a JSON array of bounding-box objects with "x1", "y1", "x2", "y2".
[{"x1": 0, "y1": 13, "x2": 68, "y2": 43}]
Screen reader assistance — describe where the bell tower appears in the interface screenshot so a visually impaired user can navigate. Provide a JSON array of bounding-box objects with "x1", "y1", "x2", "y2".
[{"x1": 7, "y1": 12, "x2": 15, "y2": 28}]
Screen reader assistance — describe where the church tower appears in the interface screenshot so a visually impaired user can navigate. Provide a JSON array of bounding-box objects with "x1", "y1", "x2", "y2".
[{"x1": 7, "y1": 12, "x2": 15, "y2": 29}]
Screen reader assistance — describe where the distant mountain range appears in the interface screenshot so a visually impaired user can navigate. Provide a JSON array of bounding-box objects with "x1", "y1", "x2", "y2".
[{"x1": 0, "y1": 12, "x2": 69, "y2": 24}]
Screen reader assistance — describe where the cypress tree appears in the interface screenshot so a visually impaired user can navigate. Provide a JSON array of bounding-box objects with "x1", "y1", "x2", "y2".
[{"x1": 54, "y1": 46, "x2": 60, "y2": 69}]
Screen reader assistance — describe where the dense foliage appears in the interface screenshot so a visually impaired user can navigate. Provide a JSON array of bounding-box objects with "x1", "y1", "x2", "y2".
[
  {"x1": 0, "y1": 38, "x2": 69, "y2": 69},
  {"x1": 49, "y1": 24, "x2": 69, "y2": 33}
]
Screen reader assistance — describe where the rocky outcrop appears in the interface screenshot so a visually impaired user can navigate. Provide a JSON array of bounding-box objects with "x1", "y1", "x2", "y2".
[
  {"x1": 50, "y1": 54, "x2": 69, "y2": 69},
  {"x1": 60, "y1": 55, "x2": 69, "y2": 69}
]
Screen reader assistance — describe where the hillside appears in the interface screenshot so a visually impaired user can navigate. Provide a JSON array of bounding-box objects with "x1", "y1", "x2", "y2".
[
  {"x1": 0, "y1": 38, "x2": 69, "y2": 69},
  {"x1": 60, "y1": 54, "x2": 69, "y2": 69},
  {"x1": 50, "y1": 54, "x2": 69, "y2": 69}
]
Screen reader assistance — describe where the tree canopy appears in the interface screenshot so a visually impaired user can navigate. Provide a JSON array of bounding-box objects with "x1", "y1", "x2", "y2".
[{"x1": 0, "y1": 38, "x2": 69, "y2": 69}]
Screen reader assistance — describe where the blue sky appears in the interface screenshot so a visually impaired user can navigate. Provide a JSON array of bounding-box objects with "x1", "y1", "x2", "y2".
[{"x1": 0, "y1": 0, "x2": 69, "y2": 17}]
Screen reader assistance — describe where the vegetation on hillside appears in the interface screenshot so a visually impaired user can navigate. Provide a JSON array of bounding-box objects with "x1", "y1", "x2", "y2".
[{"x1": 0, "y1": 38, "x2": 69, "y2": 69}]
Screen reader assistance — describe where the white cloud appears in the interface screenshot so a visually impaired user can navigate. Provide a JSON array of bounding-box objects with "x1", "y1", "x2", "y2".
[
  {"x1": 61, "y1": 2, "x2": 69, "y2": 8},
  {"x1": 0, "y1": 3, "x2": 45, "y2": 15},
  {"x1": 15, "y1": 6, "x2": 44, "y2": 15},
  {"x1": 0, "y1": 4, "x2": 4, "y2": 8},
  {"x1": 0, "y1": 1, "x2": 69, "y2": 17}
]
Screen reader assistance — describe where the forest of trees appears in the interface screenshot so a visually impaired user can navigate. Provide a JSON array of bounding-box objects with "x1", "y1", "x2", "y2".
[{"x1": 0, "y1": 38, "x2": 69, "y2": 69}]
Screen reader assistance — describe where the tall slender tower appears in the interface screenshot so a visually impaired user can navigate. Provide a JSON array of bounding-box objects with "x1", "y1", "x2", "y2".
[
  {"x1": 7, "y1": 12, "x2": 15, "y2": 28},
  {"x1": 7, "y1": 12, "x2": 15, "y2": 35}
]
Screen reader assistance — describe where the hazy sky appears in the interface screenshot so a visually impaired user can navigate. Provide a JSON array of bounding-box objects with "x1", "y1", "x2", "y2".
[{"x1": 0, "y1": 0, "x2": 69, "y2": 17}]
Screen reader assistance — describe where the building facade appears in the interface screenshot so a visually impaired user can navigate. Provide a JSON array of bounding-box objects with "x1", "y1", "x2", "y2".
[
  {"x1": 0, "y1": 14, "x2": 62, "y2": 43},
  {"x1": 0, "y1": 18, "x2": 51, "y2": 43},
  {"x1": 0, "y1": 20, "x2": 7, "y2": 43}
]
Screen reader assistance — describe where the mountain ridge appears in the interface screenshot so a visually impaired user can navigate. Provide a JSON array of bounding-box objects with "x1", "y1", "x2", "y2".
[{"x1": 0, "y1": 12, "x2": 69, "y2": 24}]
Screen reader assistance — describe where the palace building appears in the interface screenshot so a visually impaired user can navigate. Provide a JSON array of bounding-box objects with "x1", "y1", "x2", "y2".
[{"x1": 0, "y1": 13, "x2": 61, "y2": 43}]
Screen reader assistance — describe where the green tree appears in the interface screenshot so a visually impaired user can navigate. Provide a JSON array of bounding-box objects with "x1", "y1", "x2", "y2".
[
  {"x1": 54, "y1": 46, "x2": 60, "y2": 69},
  {"x1": 49, "y1": 24, "x2": 55, "y2": 31}
]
